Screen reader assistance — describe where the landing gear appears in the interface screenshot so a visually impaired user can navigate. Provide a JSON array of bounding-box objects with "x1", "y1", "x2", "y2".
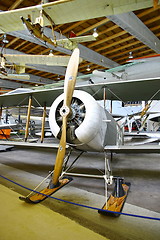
[
  {"x1": 19, "y1": 176, "x2": 73, "y2": 204},
  {"x1": 19, "y1": 149, "x2": 130, "y2": 216},
  {"x1": 19, "y1": 150, "x2": 75, "y2": 204},
  {"x1": 99, "y1": 177, "x2": 130, "y2": 217},
  {"x1": 99, "y1": 152, "x2": 131, "y2": 217}
]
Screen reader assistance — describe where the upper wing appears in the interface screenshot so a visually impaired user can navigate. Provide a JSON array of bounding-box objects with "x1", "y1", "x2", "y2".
[
  {"x1": 0, "y1": 0, "x2": 153, "y2": 33},
  {"x1": 3, "y1": 54, "x2": 72, "y2": 66},
  {"x1": 75, "y1": 77, "x2": 160, "y2": 102},
  {"x1": 0, "y1": 77, "x2": 160, "y2": 108}
]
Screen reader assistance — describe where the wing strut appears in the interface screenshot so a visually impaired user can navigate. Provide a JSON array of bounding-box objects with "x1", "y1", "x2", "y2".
[
  {"x1": 40, "y1": 103, "x2": 46, "y2": 143},
  {"x1": 24, "y1": 96, "x2": 32, "y2": 142}
]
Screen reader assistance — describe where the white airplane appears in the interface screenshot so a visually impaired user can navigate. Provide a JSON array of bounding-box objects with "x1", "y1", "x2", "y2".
[
  {"x1": 0, "y1": 48, "x2": 160, "y2": 217},
  {"x1": 78, "y1": 54, "x2": 160, "y2": 84}
]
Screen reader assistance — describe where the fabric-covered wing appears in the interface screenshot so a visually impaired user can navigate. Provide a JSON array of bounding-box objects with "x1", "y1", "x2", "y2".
[
  {"x1": 4, "y1": 54, "x2": 72, "y2": 66},
  {"x1": 0, "y1": 87, "x2": 64, "y2": 107},
  {"x1": 0, "y1": 0, "x2": 153, "y2": 33},
  {"x1": 0, "y1": 77, "x2": 159, "y2": 108},
  {"x1": 75, "y1": 77, "x2": 160, "y2": 102}
]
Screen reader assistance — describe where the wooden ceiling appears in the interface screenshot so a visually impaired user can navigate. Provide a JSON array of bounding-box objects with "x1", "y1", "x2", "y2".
[{"x1": 0, "y1": 0, "x2": 160, "y2": 90}]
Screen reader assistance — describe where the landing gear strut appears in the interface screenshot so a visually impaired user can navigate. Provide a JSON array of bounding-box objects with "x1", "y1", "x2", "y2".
[{"x1": 99, "y1": 152, "x2": 131, "y2": 217}]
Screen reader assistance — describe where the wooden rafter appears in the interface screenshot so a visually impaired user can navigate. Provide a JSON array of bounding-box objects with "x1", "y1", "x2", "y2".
[
  {"x1": 76, "y1": 18, "x2": 110, "y2": 36},
  {"x1": 62, "y1": 20, "x2": 87, "y2": 34},
  {"x1": 6, "y1": 37, "x2": 19, "y2": 48},
  {"x1": 26, "y1": 45, "x2": 41, "y2": 54},
  {"x1": 8, "y1": 0, "x2": 25, "y2": 10},
  {"x1": 14, "y1": 40, "x2": 28, "y2": 50},
  {"x1": 88, "y1": 30, "x2": 128, "y2": 48}
]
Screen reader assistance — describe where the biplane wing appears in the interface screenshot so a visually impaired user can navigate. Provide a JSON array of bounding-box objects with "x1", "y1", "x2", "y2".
[
  {"x1": 0, "y1": 0, "x2": 153, "y2": 34},
  {"x1": 0, "y1": 77, "x2": 160, "y2": 108}
]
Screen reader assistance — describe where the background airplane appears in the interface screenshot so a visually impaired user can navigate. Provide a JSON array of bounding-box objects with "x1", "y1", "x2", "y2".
[{"x1": 77, "y1": 54, "x2": 160, "y2": 84}]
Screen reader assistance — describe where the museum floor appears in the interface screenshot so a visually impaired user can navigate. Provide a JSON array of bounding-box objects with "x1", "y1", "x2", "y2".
[{"x1": 0, "y1": 146, "x2": 160, "y2": 239}]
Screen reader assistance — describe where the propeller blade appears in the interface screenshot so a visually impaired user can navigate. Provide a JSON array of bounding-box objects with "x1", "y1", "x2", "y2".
[
  {"x1": 52, "y1": 48, "x2": 80, "y2": 186},
  {"x1": 64, "y1": 48, "x2": 80, "y2": 106},
  {"x1": 52, "y1": 116, "x2": 67, "y2": 185}
]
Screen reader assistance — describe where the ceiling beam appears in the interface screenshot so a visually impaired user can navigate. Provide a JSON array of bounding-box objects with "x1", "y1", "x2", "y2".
[
  {"x1": 108, "y1": 12, "x2": 160, "y2": 54},
  {"x1": 8, "y1": 27, "x2": 119, "y2": 68}
]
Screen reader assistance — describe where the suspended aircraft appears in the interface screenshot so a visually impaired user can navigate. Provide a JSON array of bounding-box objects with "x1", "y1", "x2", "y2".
[
  {"x1": 0, "y1": 48, "x2": 160, "y2": 216},
  {"x1": 0, "y1": 0, "x2": 156, "y2": 52},
  {"x1": 0, "y1": 0, "x2": 155, "y2": 34}
]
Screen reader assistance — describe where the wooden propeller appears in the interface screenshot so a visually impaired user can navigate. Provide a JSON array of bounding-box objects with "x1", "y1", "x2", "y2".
[{"x1": 52, "y1": 48, "x2": 80, "y2": 186}]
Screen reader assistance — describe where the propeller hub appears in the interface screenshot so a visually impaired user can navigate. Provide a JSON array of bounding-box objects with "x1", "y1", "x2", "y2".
[{"x1": 60, "y1": 105, "x2": 70, "y2": 117}]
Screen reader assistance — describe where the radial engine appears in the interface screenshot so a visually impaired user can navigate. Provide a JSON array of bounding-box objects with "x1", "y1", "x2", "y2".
[{"x1": 49, "y1": 90, "x2": 122, "y2": 151}]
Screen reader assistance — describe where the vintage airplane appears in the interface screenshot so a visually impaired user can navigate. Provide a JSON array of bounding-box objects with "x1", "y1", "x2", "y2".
[
  {"x1": 0, "y1": 0, "x2": 156, "y2": 51},
  {"x1": 0, "y1": 48, "x2": 160, "y2": 216},
  {"x1": 21, "y1": 15, "x2": 97, "y2": 50},
  {"x1": 0, "y1": 0, "x2": 155, "y2": 34},
  {"x1": 78, "y1": 54, "x2": 160, "y2": 84}
]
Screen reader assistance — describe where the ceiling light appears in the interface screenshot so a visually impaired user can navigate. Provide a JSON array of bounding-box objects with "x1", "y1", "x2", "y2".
[
  {"x1": 93, "y1": 28, "x2": 98, "y2": 38},
  {"x1": 129, "y1": 51, "x2": 133, "y2": 59},
  {"x1": 86, "y1": 65, "x2": 91, "y2": 71},
  {"x1": 49, "y1": 50, "x2": 54, "y2": 56},
  {"x1": 2, "y1": 34, "x2": 9, "y2": 44}
]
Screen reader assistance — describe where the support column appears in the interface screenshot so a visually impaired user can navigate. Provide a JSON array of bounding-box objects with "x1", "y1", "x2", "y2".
[
  {"x1": 103, "y1": 88, "x2": 106, "y2": 109},
  {"x1": 110, "y1": 100, "x2": 113, "y2": 114},
  {"x1": 0, "y1": 105, "x2": 2, "y2": 121},
  {"x1": 41, "y1": 103, "x2": 46, "y2": 143},
  {"x1": 24, "y1": 96, "x2": 32, "y2": 142},
  {"x1": 18, "y1": 106, "x2": 21, "y2": 124}
]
